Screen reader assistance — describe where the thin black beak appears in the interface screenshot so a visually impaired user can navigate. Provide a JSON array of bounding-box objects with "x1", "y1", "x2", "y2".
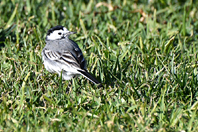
[
  {"x1": 63, "y1": 31, "x2": 76, "y2": 37},
  {"x1": 68, "y1": 31, "x2": 76, "y2": 35}
]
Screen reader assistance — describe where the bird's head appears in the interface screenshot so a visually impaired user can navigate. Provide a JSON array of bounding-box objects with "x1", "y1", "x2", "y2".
[{"x1": 46, "y1": 25, "x2": 76, "y2": 40}]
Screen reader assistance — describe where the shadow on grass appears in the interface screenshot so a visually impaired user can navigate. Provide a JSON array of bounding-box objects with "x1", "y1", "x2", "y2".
[{"x1": 0, "y1": 24, "x2": 16, "y2": 48}]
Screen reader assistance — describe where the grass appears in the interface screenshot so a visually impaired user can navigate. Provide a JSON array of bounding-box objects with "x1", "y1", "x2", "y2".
[{"x1": 1, "y1": 0, "x2": 198, "y2": 131}]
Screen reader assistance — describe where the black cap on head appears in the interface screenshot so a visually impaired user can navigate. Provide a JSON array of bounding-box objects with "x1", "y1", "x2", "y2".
[{"x1": 47, "y1": 25, "x2": 64, "y2": 35}]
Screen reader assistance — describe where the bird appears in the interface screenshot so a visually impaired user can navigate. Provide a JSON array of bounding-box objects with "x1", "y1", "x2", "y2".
[{"x1": 42, "y1": 25, "x2": 102, "y2": 87}]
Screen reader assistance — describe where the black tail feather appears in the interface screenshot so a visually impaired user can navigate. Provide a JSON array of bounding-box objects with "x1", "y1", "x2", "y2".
[{"x1": 78, "y1": 70, "x2": 103, "y2": 87}]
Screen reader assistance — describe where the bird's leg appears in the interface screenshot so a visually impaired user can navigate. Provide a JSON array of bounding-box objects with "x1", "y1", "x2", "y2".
[
  {"x1": 66, "y1": 80, "x2": 72, "y2": 94},
  {"x1": 58, "y1": 71, "x2": 63, "y2": 97}
]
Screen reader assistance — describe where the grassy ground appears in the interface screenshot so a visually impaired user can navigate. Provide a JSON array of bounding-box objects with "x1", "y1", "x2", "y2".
[{"x1": 1, "y1": 0, "x2": 198, "y2": 131}]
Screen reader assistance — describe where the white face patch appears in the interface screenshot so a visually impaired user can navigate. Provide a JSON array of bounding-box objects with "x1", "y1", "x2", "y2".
[
  {"x1": 63, "y1": 27, "x2": 68, "y2": 32},
  {"x1": 46, "y1": 27, "x2": 70, "y2": 40}
]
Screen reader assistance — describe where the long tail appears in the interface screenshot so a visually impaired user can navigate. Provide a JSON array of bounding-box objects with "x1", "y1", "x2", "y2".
[{"x1": 78, "y1": 70, "x2": 103, "y2": 87}]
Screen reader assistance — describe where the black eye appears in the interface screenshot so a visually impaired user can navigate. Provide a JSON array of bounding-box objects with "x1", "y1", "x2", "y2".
[{"x1": 58, "y1": 32, "x2": 62, "y2": 35}]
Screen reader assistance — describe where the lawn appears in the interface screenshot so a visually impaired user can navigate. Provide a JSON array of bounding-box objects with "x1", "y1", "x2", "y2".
[{"x1": 1, "y1": 0, "x2": 198, "y2": 131}]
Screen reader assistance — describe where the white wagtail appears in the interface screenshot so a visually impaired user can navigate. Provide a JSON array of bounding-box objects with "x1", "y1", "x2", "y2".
[{"x1": 42, "y1": 25, "x2": 102, "y2": 87}]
